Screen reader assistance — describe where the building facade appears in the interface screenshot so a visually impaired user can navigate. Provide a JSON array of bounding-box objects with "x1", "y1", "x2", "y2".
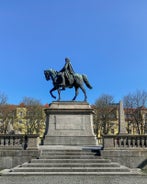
[
  {"x1": 0, "y1": 104, "x2": 46, "y2": 138},
  {"x1": 93, "y1": 103, "x2": 147, "y2": 140}
]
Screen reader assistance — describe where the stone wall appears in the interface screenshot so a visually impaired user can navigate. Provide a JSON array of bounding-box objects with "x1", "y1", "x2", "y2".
[
  {"x1": 101, "y1": 149, "x2": 147, "y2": 168},
  {"x1": 0, "y1": 149, "x2": 40, "y2": 169},
  {"x1": 0, "y1": 134, "x2": 40, "y2": 169},
  {"x1": 102, "y1": 134, "x2": 147, "y2": 168}
]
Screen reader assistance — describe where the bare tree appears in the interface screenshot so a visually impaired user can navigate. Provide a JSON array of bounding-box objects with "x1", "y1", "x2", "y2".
[
  {"x1": 94, "y1": 94, "x2": 117, "y2": 135},
  {"x1": 123, "y1": 90, "x2": 147, "y2": 134},
  {"x1": 0, "y1": 105, "x2": 15, "y2": 133},
  {"x1": 0, "y1": 92, "x2": 8, "y2": 105},
  {"x1": 20, "y1": 97, "x2": 45, "y2": 137},
  {"x1": 0, "y1": 92, "x2": 14, "y2": 134},
  {"x1": 123, "y1": 90, "x2": 147, "y2": 108},
  {"x1": 25, "y1": 105, "x2": 45, "y2": 135},
  {"x1": 21, "y1": 96, "x2": 41, "y2": 106}
]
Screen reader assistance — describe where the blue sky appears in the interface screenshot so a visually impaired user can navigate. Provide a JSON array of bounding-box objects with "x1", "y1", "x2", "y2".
[{"x1": 0, "y1": 0, "x2": 147, "y2": 105}]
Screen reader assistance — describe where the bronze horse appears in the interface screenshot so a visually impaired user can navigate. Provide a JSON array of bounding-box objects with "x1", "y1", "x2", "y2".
[{"x1": 44, "y1": 69, "x2": 92, "y2": 101}]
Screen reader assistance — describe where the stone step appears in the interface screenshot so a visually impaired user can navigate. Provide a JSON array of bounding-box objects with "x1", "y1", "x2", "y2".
[
  {"x1": 22, "y1": 162, "x2": 120, "y2": 168},
  {"x1": 1, "y1": 171, "x2": 141, "y2": 176},
  {"x1": 41, "y1": 149, "x2": 96, "y2": 152},
  {"x1": 41, "y1": 151, "x2": 97, "y2": 155},
  {"x1": 39, "y1": 155, "x2": 100, "y2": 159},
  {"x1": 0, "y1": 147, "x2": 142, "y2": 177},
  {"x1": 39, "y1": 145, "x2": 102, "y2": 151},
  {"x1": 11, "y1": 166, "x2": 130, "y2": 173},
  {"x1": 31, "y1": 158, "x2": 111, "y2": 163}
]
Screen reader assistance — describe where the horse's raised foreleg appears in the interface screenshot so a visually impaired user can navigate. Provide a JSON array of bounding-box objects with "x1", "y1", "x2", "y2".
[
  {"x1": 72, "y1": 87, "x2": 79, "y2": 101},
  {"x1": 50, "y1": 87, "x2": 57, "y2": 99}
]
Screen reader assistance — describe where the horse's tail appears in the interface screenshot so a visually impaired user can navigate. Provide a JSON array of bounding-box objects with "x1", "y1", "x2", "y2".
[{"x1": 82, "y1": 74, "x2": 92, "y2": 89}]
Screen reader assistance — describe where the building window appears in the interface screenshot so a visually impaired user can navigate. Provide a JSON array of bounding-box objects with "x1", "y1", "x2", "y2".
[
  {"x1": 125, "y1": 114, "x2": 132, "y2": 119},
  {"x1": 111, "y1": 129, "x2": 114, "y2": 134},
  {"x1": 109, "y1": 113, "x2": 116, "y2": 119},
  {"x1": 128, "y1": 129, "x2": 132, "y2": 134},
  {"x1": 144, "y1": 121, "x2": 147, "y2": 134},
  {"x1": 19, "y1": 120, "x2": 22, "y2": 124},
  {"x1": 19, "y1": 111, "x2": 23, "y2": 117}
]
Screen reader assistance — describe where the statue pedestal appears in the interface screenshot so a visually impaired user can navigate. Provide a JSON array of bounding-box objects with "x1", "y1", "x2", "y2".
[{"x1": 44, "y1": 101, "x2": 97, "y2": 146}]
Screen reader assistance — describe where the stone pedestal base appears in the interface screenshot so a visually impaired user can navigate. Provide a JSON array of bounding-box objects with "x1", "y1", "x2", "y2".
[{"x1": 44, "y1": 101, "x2": 97, "y2": 146}]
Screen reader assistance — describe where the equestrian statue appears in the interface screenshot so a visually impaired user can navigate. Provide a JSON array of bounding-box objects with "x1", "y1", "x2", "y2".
[{"x1": 44, "y1": 57, "x2": 92, "y2": 101}]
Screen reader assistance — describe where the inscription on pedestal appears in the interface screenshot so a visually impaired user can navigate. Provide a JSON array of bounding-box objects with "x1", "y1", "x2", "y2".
[{"x1": 55, "y1": 115, "x2": 84, "y2": 130}]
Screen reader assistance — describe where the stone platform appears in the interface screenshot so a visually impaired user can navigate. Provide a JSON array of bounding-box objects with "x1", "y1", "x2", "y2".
[
  {"x1": 0, "y1": 146, "x2": 146, "y2": 184},
  {"x1": 44, "y1": 101, "x2": 97, "y2": 146},
  {"x1": 0, "y1": 145, "x2": 142, "y2": 175},
  {"x1": 0, "y1": 102, "x2": 146, "y2": 184}
]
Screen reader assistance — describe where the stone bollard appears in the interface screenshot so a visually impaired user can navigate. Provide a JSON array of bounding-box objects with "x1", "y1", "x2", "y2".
[
  {"x1": 26, "y1": 134, "x2": 39, "y2": 150},
  {"x1": 103, "y1": 135, "x2": 115, "y2": 149}
]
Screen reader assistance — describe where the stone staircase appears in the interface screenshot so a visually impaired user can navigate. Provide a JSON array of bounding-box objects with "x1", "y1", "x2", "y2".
[{"x1": 1, "y1": 146, "x2": 141, "y2": 176}]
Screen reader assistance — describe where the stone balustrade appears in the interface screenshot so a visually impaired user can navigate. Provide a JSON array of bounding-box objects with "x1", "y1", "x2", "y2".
[
  {"x1": 103, "y1": 134, "x2": 147, "y2": 149},
  {"x1": 0, "y1": 134, "x2": 39, "y2": 150}
]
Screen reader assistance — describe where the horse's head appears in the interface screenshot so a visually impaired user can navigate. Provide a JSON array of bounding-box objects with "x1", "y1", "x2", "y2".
[
  {"x1": 44, "y1": 70, "x2": 50, "y2": 81},
  {"x1": 44, "y1": 69, "x2": 57, "y2": 81}
]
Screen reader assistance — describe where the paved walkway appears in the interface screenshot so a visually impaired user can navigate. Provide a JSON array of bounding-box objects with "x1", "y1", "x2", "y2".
[{"x1": 0, "y1": 175, "x2": 147, "y2": 184}]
